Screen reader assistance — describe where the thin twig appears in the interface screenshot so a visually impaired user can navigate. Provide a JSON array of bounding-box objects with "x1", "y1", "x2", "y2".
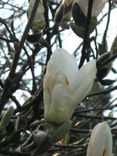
[{"x1": 79, "y1": 0, "x2": 94, "y2": 68}]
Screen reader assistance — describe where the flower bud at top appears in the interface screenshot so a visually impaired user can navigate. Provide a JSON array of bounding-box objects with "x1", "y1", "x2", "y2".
[{"x1": 28, "y1": 0, "x2": 45, "y2": 33}]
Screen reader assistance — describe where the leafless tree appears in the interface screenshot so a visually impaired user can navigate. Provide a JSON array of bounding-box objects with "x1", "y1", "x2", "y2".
[{"x1": 0, "y1": 0, "x2": 117, "y2": 155}]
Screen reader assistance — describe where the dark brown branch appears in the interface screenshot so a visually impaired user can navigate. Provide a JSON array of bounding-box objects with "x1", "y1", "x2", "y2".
[
  {"x1": 75, "y1": 113, "x2": 117, "y2": 120},
  {"x1": 0, "y1": 0, "x2": 41, "y2": 113},
  {"x1": 43, "y1": 0, "x2": 52, "y2": 63},
  {"x1": 9, "y1": 0, "x2": 41, "y2": 77},
  {"x1": 0, "y1": 149, "x2": 31, "y2": 156},
  {"x1": 79, "y1": 0, "x2": 94, "y2": 68},
  {"x1": 88, "y1": 85, "x2": 117, "y2": 97}
]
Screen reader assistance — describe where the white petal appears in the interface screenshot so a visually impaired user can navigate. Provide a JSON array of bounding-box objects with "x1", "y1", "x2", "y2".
[
  {"x1": 44, "y1": 49, "x2": 97, "y2": 124},
  {"x1": 44, "y1": 73, "x2": 74, "y2": 124},
  {"x1": 46, "y1": 48, "x2": 78, "y2": 85},
  {"x1": 87, "y1": 122, "x2": 113, "y2": 156},
  {"x1": 71, "y1": 59, "x2": 97, "y2": 104},
  {"x1": 76, "y1": 0, "x2": 107, "y2": 17}
]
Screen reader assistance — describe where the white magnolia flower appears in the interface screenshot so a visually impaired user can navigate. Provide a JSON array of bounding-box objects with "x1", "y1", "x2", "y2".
[
  {"x1": 75, "y1": 0, "x2": 107, "y2": 17},
  {"x1": 43, "y1": 48, "x2": 97, "y2": 124},
  {"x1": 28, "y1": 0, "x2": 45, "y2": 33},
  {"x1": 87, "y1": 122, "x2": 113, "y2": 156}
]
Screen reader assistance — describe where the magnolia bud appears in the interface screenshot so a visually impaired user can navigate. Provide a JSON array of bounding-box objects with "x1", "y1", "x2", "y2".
[
  {"x1": 43, "y1": 48, "x2": 97, "y2": 124},
  {"x1": 87, "y1": 122, "x2": 113, "y2": 156},
  {"x1": 28, "y1": 0, "x2": 45, "y2": 33}
]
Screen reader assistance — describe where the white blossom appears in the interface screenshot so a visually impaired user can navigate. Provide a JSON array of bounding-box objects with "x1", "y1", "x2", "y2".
[
  {"x1": 43, "y1": 48, "x2": 97, "y2": 124},
  {"x1": 87, "y1": 122, "x2": 113, "y2": 156}
]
